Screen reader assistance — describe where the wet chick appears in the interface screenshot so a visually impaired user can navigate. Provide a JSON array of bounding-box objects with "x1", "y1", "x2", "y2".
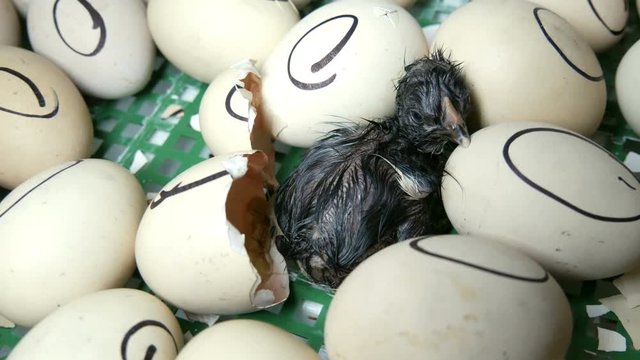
[{"x1": 274, "y1": 50, "x2": 471, "y2": 288}]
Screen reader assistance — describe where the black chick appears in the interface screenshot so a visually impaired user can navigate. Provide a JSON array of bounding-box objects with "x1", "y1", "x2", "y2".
[{"x1": 274, "y1": 50, "x2": 471, "y2": 288}]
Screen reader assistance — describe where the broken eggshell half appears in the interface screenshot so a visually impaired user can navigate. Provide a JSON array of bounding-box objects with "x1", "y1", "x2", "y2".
[{"x1": 134, "y1": 150, "x2": 288, "y2": 315}]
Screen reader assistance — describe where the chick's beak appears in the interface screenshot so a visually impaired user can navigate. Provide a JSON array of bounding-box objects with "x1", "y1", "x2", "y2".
[{"x1": 442, "y1": 96, "x2": 470, "y2": 148}]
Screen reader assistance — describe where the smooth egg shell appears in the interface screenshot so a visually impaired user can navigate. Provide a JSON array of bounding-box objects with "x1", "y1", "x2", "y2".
[
  {"x1": 135, "y1": 152, "x2": 289, "y2": 315},
  {"x1": 432, "y1": 0, "x2": 606, "y2": 136},
  {"x1": 7, "y1": 289, "x2": 183, "y2": 360},
  {"x1": 0, "y1": 159, "x2": 147, "y2": 327},
  {"x1": 325, "y1": 235, "x2": 572, "y2": 360},
  {"x1": 260, "y1": 0, "x2": 428, "y2": 147},
  {"x1": 147, "y1": 0, "x2": 300, "y2": 83},
  {"x1": 616, "y1": 38, "x2": 640, "y2": 136},
  {"x1": 0, "y1": 0, "x2": 20, "y2": 46},
  {"x1": 27, "y1": 0, "x2": 156, "y2": 99},
  {"x1": 442, "y1": 121, "x2": 640, "y2": 280},
  {"x1": 0, "y1": 46, "x2": 92, "y2": 189},
  {"x1": 176, "y1": 319, "x2": 320, "y2": 360}
]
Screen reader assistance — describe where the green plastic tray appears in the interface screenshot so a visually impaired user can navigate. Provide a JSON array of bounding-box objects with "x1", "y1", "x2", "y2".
[{"x1": 2, "y1": 0, "x2": 640, "y2": 359}]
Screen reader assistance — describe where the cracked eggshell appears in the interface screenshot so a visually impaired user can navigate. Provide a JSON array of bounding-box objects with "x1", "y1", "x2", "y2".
[
  {"x1": 432, "y1": 0, "x2": 606, "y2": 136},
  {"x1": 441, "y1": 121, "x2": 640, "y2": 280},
  {"x1": 176, "y1": 319, "x2": 320, "y2": 360},
  {"x1": 27, "y1": 0, "x2": 155, "y2": 99},
  {"x1": 147, "y1": 0, "x2": 300, "y2": 83},
  {"x1": 325, "y1": 235, "x2": 572, "y2": 360},
  {"x1": 616, "y1": 38, "x2": 640, "y2": 136},
  {"x1": 0, "y1": 159, "x2": 147, "y2": 327},
  {"x1": 0, "y1": 46, "x2": 92, "y2": 189},
  {"x1": 261, "y1": 0, "x2": 428, "y2": 148},
  {"x1": 524, "y1": 0, "x2": 628, "y2": 52},
  {"x1": 7, "y1": 289, "x2": 184, "y2": 360},
  {"x1": 135, "y1": 151, "x2": 289, "y2": 316},
  {"x1": 0, "y1": 0, "x2": 20, "y2": 46}
]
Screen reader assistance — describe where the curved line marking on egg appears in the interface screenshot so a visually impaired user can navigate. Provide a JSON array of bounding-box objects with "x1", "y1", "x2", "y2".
[
  {"x1": 149, "y1": 170, "x2": 230, "y2": 209},
  {"x1": 0, "y1": 67, "x2": 60, "y2": 119},
  {"x1": 533, "y1": 7, "x2": 604, "y2": 82},
  {"x1": 287, "y1": 14, "x2": 358, "y2": 90},
  {"x1": 225, "y1": 85, "x2": 249, "y2": 122},
  {"x1": 0, "y1": 160, "x2": 83, "y2": 219},
  {"x1": 409, "y1": 238, "x2": 550, "y2": 283},
  {"x1": 120, "y1": 319, "x2": 180, "y2": 360},
  {"x1": 587, "y1": 0, "x2": 627, "y2": 36},
  {"x1": 503, "y1": 127, "x2": 640, "y2": 222},
  {"x1": 52, "y1": 0, "x2": 107, "y2": 57}
]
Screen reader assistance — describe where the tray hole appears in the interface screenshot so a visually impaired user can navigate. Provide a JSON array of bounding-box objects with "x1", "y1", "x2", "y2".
[
  {"x1": 122, "y1": 123, "x2": 142, "y2": 139},
  {"x1": 175, "y1": 136, "x2": 196, "y2": 153},
  {"x1": 103, "y1": 144, "x2": 126, "y2": 162},
  {"x1": 91, "y1": 138, "x2": 103, "y2": 155},
  {"x1": 180, "y1": 85, "x2": 199, "y2": 102},
  {"x1": 148, "y1": 130, "x2": 170, "y2": 146},
  {"x1": 294, "y1": 300, "x2": 323, "y2": 326},
  {"x1": 153, "y1": 56, "x2": 165, "y2": 71},
  {"x1": 138, "y1": 100, "x2": 159, "y2": 117},
  {"x1": 97, "y1": 117, "x2": 118, "y2": 132},
  {"x1": 116, "y1": 96, "x2": 135, "y2": 111},
  {"x1": 153, "y1": 79, "x2": 172, "y2": 94},
  {"x1": 0, "y1": 345, "x2": 12, "y2": 357},
  {"x1": 158, "y1": 159, "x2": 181, "y2": 178}
]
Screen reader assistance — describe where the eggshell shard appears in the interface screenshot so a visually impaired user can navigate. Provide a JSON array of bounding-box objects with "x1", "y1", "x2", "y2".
[
  {"x1": 441, "y1": 121, "x2": 640, "y2": 280},
  {"x1": 7, "y1": 289, "x2": 184, "y2": 360},
  {"x1": 176, "y1": 319, "x2": 320, "y2": 360},
  {"x1": 0, "y1": 159, "x2": 148, "y2": 327},
  {"x1": 260, "y1": 0, "x2": 428, "y2": 148},
  {"x1": 616, "y1": 38, "x2": 640, "y2": 136},
  {"x1": 147, "y1": 0, "x2": 300, "y2": 83},
  {"x1": 0, "y1": 46, "x2": 93, "y2": 189},
  {"x1": 325, "y1": 235, "x2": 572, "y2": 360},
  {"x1": 432, "y1": 0, "x2": 606, "y2": 136},
  {"x1": 525, "y1": 0, "x2": 628, "y2": 52},
  {"x1": 27, "y1": 0, "x2": 156, "y2": 99},
  {"x1": 135, "y1": 151, "x2": 288, "y2": 315},
  {"x1": 0, "y1": 0, "x2": 20, "y2": 46}
]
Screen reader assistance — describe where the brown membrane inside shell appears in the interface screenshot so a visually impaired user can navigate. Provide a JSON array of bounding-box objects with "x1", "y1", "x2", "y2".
[{"x1": 243, "y1": 72, "x2": 277, "y2": 183}]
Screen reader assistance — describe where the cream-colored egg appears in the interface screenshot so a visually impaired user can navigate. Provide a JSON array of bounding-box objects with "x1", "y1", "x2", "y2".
[
  {"x1": 442, "y1": 121, "x2": 640, "y2": 280},
  {"x1": 10, "y1": 0, "x2": 28, "y2": 17},
  {"x1": 7, "y1": 289, "x2": 183, "y2": 360},
  {"x1": 616, "y1": 38, "x2": 640, "y2": 136},
  {"x1": 27, "y1": 0, "x2": 155, "y2": 99},
  {"x1": 199, "y1": 66, "x2": 254, "y2": 155},
  {"x1": 136, "y1": 151, "x2": 289, "y2": 315},
  {"x1": 0, "y1": 46, "x2": 92, "y2": 189},
  {"x1": 0, "y1": 0, "x2": 20, "y2": 46},
  {"x1": 147, "y1": 0, "x2": 300, "y2": 83},
  {"x1": 261, "y1": 0, "x2": 428, "y2": 148},
  {"x1": 525, "y1": 0, "x2": 628, "y2": 52},
  {"x1": 176, "y1": 319, "x2": 320, "y2": 360},
  {"x1": 0, "y1": 159, "x2": 147, "y2": 327},
  {"x1": 325, "y1": 235, "x2": 572, "y2": 360},
  {"x1": 432, "y1": 0, "x2": 606, "y2": 136}
]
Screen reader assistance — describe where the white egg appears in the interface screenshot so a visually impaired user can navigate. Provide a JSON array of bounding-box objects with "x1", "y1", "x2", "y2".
[
  {"x1": 524, "y1": 0, "x2": 628, "y2": 52},
  {"x1": 325, "y1": 235, "x2": 572, "y2": 360},
  {"x1": 0, "y1": 46, "x2": 93, "y2": 189},
  {"x1": 27, "y1": 0, "x2": 155, "y2": 99},
  {"x1": 176, "y1": 319, "x2": 320, "y2": 360},
  {"x1": 442, "y1": 121, "x2": 640, "y2": 280},
  {"x1": 260, "y1": 0, "x2": 428, "y2": 147},
  {"x1": 616, "y1": 38, "x2": 640, "y2": 136},
  {"x1": 0, "y1": 159, "x2": 147, "y2": 327},
  {"x1": 136, "y1": 151, "x2": 289, "y2": 315},
  {"x1": 0, "y1": 0, "x2": 20, "y2": 46},
  {"x1": 7, "y1": 289, "x2": 183, "y2": 360},
  {"x1": 432, "y1": 0, "x2": 606, "y2": 136},
  {"x1": 147, "y1": 0, "x2": 300, "y2": 83},
  {"x1": 10, "y1": 0, "x2": 28, "y2": 17}
]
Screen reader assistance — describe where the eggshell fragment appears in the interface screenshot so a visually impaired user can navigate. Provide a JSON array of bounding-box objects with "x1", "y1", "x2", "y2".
[
  {"x1": 7, "y1": 289, "x2": 184, "y2": 360},
  {"x1": 176, "y1": 320, "x2": 320, "y2": 360},
  {"x1": 441, "y1": 121, "x2": 640, "y2": 280},
  {"x1": 0, "y1": 46, "x2": 92, "y2": 189},
  {"x1": 616, "y1": 38, "x2": 640, "y2": 136},
  {"x1": 432, "y1": 0, "x2": 606, "y2": 136},
  {"x1": 0, "y1": 159, "x2": 147, "y2": 327},
  {"x1": 325, "y1": 235, "x2": 572, "y2": 360},
  {"x1": 135, "y1": 151, "x2": 288, "y2": 315},
  {"x1": 27, "y1": 0, "x2": 156, "y2": 98},
  {"x1": 0, "y1": 0, "x2": 20, "y2": 46}
]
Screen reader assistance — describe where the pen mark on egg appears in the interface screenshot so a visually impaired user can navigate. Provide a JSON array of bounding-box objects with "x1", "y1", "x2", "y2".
[
  {"x1": 618, "y1": 176, "x2": 637, "y2": 190},
  {"x1": 0, "y1": 160, "x2": 82, "y2": 219},
  {"x1": 149, "y1": 170, "x2": 229, "y2": 209},
  {"x1": 533, "y1": 7, "x2": 604, "y2": 81},
  {"x1": 0, "y1": 67, "x2": 59, "y2": 118},
  {"x1": 287, "y1": 14, "x2": 358, "y2": 90},
  {"x1": 587, "y1": 0, "x2": 626, "y2": 36},
  {"x1": 409, "y1": 238, "x2": 549, "y2": 283},
  {"x1": 53, "y1": 0, "x2": 107, "y2": 57},
  {"x1": 120, "y1": 320, "x2": 179, "y2": 360},
  {"x1": 225, "y1": 85, "x2": 249, "y2": 122},
  {"x1": 503, "y1": 127, "x2": 640, "y2": 222}
]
